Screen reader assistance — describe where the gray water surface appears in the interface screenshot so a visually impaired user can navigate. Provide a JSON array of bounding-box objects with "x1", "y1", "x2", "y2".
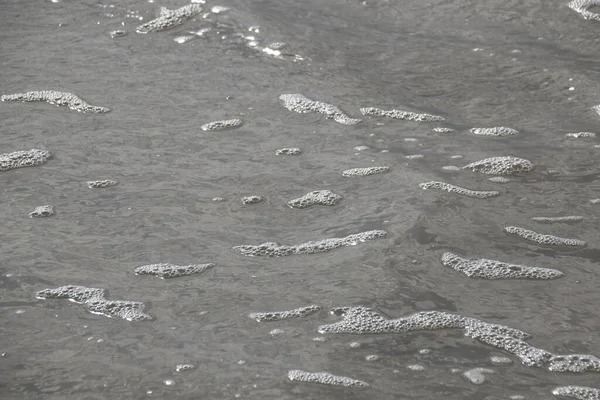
[{"x1": 1, "y1": 0, "x2": 600, "y2": 399}]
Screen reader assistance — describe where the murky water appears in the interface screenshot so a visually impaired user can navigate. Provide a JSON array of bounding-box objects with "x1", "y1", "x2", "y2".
[{"x1": 1, "y1": 0, "x2": 600, "y2": 399}]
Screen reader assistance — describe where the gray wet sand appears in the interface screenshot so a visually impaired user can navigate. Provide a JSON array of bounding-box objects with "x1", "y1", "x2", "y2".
[{"x1": 1, "y1": 0, "x2": 600, "y2": 399}]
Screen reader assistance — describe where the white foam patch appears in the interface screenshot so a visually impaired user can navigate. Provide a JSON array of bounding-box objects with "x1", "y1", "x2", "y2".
[
  {"x1": 463, "y1": 368, "x2": 494, "y2": 384},
  {"x1": 568, "y1": 0, "x2": 600, "y2": 22},
  {"x1": 288, "y1": 370, "x2": 369, "y2": 387}
]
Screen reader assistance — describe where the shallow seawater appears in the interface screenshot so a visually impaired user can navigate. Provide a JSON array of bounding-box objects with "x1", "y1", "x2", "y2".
[{"x1": 1, "y1": 0, "x2": 600, "y2": 399}]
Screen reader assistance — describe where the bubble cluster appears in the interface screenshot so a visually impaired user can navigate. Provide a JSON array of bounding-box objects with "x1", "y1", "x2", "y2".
[
  {"x1": 419, "y1": 181, "x2": 500, "y2": 199},
  {"x1": 464, "y1": 326, "x2": 552, "y2": 367},
  {"x1": 1, "y1": 91, "x2": 110, "y2": 113},
  {"x1": 463, "y1": 156, "x2": 534, "y2": 175},
  {"x1": 465, "y1": 326, "x2": 600, "y2": 373},
  {"x1": 504, "y1": 226, "x2": 587, "y2": 247},
  {"x1": 553, "y1": 386, "x2": 600, "y2": 400},
  {"x1": 174, "y1": 35, "x2": 194, "y2": 44},
  {"x1": 440, "y1": 252, "x2": 563, "y2": 280},
  {"x1": 594, "y1": 104, "x2": 600, "y2": 115},
  {"x1": 463, "y1": 368, "x2": 494, "y2": 384},
  {"x1": 243, "y1": 33, "x2": 303, "y2": 61},
  {"x1": 134, "y1": 263, "x2": 214, "y2": 279},
  {"x1": 490, "y1": 356, "x2": 513, "y2": 365},
  {"x1": 360, "y1": 107, "x2": 444, "y2": 122},
  {"x1": 342, "y1": 167, "x2": 390, "y2": 177},
  {"x1": 84, "y1": 299, "x2": 152, "y2": 322},
  {"x1": 279, "y1": 94, "x2": 362, "y2": 125},
  {"x1": 29, "y1": 205, "x2": 55, "y2": 218},
  {"x1": 317, "y1": 306, "x2": 530, "y2": 339},
  {"x1": 287, "y1": 370, "x2": 369, "y2": 387},
  {"x1": 568, "y1": 0, "x2": 600, "y2": 22},
  {"x1": 470, "y1": 127, "x2": 518, "y2": 137},
  {"x1": 0, "y1": 149, "x2": 52, "y2": 172},
  {"x1": 136, "y1": 4, "x2": 203, "y2": 34},
  {"x1": 87, "y1": 179, "x2": 118, "y2": 189},
  {"x1": 36, "y1": 285, "x2": 105, "y2": 304},
  {"x1": 110, "y1": 30, "x2": 127, "y2": 38},
  {"x1": 241, "y1": 195, "x2": 264, "y2": 205},
  {"x1": 275, "y1": 148, "x2": 301, "y2": 156},
  {"x1": 233, "y1": 230, "x2": 387, "y2": 257},
  {"x1": 548, "y1": 354, "x2": 600, "y2": 373},
  {"x1": 287, "y1": 190, "x2": 342, "y2": 209},
  {"x1": 442, "y1": 166, "x2": 461, "y2": 171},
  {"x1": 433, "y1": 127, "x2": 455, "y2": 133},
  {"x1": 266, "y1": 42, "x2": 286, "y2": 50},
  {"x1": 210, "y1": 5, "x2": 229, "y2": 14},
  {"x1": 174, "y1": 364, "x2": 195, "y2": 372},
  {"x1": 248, "y1": 305, "x2": 321, "y2": 322},
  {"x1": 406, "y1": 154, "x2": 424, "y2": 159},
  {"x1": 566, "y1": 132, "x2": 596, "y2": 139},
  {"x1": 201, "y1": 119, "x2": 243, "y2": 131},
  {"x1": 531, "y1": 216, "x2": 583, "y2": 223},
  {"x1": 36, "y1": 285, "x2": 151, "y2": 321},
  {"x1": 489, "y1": 177, "x2": 510, "y2": 183}
]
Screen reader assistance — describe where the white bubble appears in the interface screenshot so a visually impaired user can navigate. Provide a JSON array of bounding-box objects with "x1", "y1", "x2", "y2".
[
  {"x1": 211, "y1": 6, "x2": 230, "y2": 14},
  {"x1": 490, "y1": 355, "x2": 512, "y2": 365},
  {"x1": 174, "y1": 36, "x2": 194, "y2": 44},
  {"x1": 463, "y1": 368, "x2": 494, "y2": 385},
  {"x1": 262, "y1": 47, "x2": 281, "y2": 57},
  {"x1": 164, "y1": 379, "x2": 176, "y2": 386},
  {"x1": 175, "y1": 364, "x2": 195, "y2": 372}
]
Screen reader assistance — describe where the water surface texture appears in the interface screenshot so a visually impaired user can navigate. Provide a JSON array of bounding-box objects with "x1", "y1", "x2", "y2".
[{"x1": 1, "y1": 0, "x2": 600, "y2": 399}]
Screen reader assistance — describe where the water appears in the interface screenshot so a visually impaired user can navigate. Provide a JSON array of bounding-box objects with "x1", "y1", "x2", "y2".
[{"x1": 1, "y1": 0, "x2": 600, "y2": 398}]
